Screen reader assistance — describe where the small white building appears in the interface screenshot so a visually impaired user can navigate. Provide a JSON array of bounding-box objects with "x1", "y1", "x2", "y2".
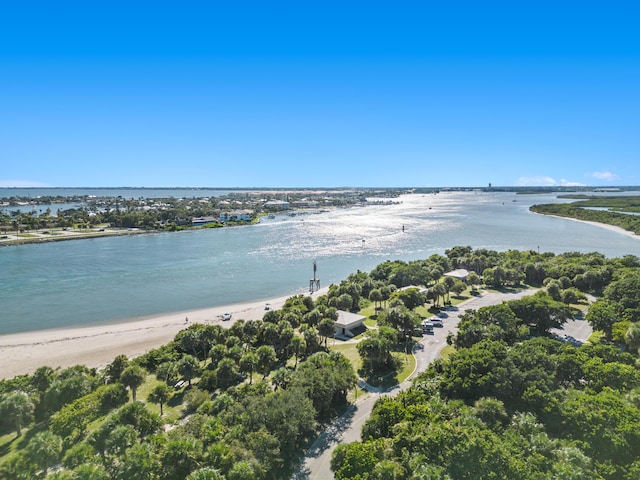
[
  {"x1": 443, "y1": 269, "x2": 470, "y2": 281},
  {"x1": 334, "y1": 310, "x2": 366, "y2": 338},
  {"x1": 219, "y1": 210, "x2": 254, "y2": 222},
  {"x1": 399, "y1": 285, "x2": 428, "y2": 295}
]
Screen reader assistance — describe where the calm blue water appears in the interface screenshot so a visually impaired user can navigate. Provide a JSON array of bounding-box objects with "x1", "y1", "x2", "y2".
[{"x1": 1, "y1": 192, "x2": 639, "y2": 335}]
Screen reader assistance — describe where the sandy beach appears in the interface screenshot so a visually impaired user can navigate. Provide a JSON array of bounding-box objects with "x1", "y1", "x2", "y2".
[
  {"x1": 536, "y1": 213, "x2": 640, "y2": 241},
  {"x1": 0, "y1": 287, "x2": 329, "y2": 380}
]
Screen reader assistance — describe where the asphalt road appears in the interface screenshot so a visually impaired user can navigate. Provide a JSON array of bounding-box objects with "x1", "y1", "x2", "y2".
[{"x1": 291, "y1": 288, "x2": 590, "y2": 480}]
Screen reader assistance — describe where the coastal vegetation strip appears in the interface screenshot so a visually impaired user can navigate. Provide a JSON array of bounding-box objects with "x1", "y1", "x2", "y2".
[
  {"x1": 531, "y1": 195, "x2": 640, "y2": 235},
  {"x1": 1, "y1": 248, "x2": 639, "y2": 479}
]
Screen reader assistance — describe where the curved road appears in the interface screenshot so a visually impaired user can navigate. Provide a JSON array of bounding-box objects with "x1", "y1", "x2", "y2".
[{"x1": 292, "y1": 288, "x2": 592, "y2": 479}]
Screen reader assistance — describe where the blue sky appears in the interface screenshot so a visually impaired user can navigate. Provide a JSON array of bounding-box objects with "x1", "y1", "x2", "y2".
[{"x1": 1, "y1": 1, "x2": 639, "y2": 188}]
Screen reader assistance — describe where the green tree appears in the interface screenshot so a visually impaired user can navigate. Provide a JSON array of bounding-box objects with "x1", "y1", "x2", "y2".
[
  {"x1": 291, "y1": 351, "x2": 357, "y2": 420},
  {"x1": 216, "y1": 357, "x2": 240, "y2": 389},
  {"x1": 386, "y1": 306, "x2": 420, "y2": 352},
  {"x1": 30, "y1": 365, "x2": 55, "y2": 395},
  {"x1": 256, "y1": 345, "x2": 277, "y2": 379},
  {"x1": 271, "y1": 367, "x2": 293, "y2": 390},
  {"x1": 369, "y1": 288, "x2": 383, "y2": 310},
  {"x1": 585, "y1": 299, "x2": 620, "y2": 341},
  {"x1": 466, "y1": 271, "x2": 481, "y2": 290},
  {"x1": 160, "y1": 436, "x2": 203, "y2": 480},
  {"x1": 0, "y1": 390, "x2": 34, "y2": 436},
  {"x1": 392, "y1": 287, "x2": 425, "y2": 310},
  {"x1": 178, "y1": 355, "x2": 202, "y2": 387},
  {"x1": 507, "y1": 292, "x2": 573, "y2": 335},
  {"x1": 290, "y1": 335, "x2": 306, "y2": 369},
  {"x1": 105, "y1": 424, "x2": 137, "y2": 458},
  {"x1": 120, "y1": 365, "x2": 146, "y2": 401},
  {"x1": 317, "y1": 318, "x2": 335, "y2": 347},
  {"x1": 148, "y1": 382, "x2": 172, "y2": 416},
  {"x1": 44, "y1": 370, "x2": 94, "y2": 414},
  {"x1": 357, "y1": 328, "x2": 395, "y2": 375},
  {"x1": 105, "y1": 354, "x2": 129, "y2": 383},
  {"x1": 116, "y1": 442, "x2": 159, "y2": 480},
  {"x1": 71, "y1": 463, "x2": 109, "y2": 479},
  {"x1": 25, "y1": 430, "x2": 63, "y2": 475},
  {"x1": 227, "y1": 460, "x2": 258, "y2": 480},
  {"x1": 239, "y1": 351, "x2": 259, "y2": 384},
  {"x1": 155, "y1": 360, "x2": 179, "y2": 385},
  {"x1": 624, "y1": 322, "x2": 640, "y2": 353},
  {"x1": 186, "y1": 467, "x2": 225, "y2": 479}
]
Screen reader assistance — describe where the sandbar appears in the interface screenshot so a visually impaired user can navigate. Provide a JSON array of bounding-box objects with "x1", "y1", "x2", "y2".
[{"x1": 0, "y1": 287, "x2": 329, "y2": 380}]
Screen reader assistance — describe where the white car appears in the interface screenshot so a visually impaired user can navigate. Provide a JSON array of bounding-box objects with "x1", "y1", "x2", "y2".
[{"x1": 223, "y1": 313, "x2": 232, "y2": 321}]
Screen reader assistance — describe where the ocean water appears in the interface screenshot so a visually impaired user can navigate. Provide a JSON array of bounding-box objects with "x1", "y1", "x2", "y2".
[{"x1": 1, "y1": 192, "x2": 638, "y2": 335}]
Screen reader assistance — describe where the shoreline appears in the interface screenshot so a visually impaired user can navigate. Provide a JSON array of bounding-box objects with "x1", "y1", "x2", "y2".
[
  {"x1": 0, "y1": 227, "x2": 157, "y2": 247},
  {"x1": 533, "y1": 212, "x2": 640, "y2": 241},
  {"x1": 0, "y1": 286, "x2": 330, "y2": 380}
]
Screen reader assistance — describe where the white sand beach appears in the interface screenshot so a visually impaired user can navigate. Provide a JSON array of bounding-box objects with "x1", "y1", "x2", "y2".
[
  {"x1": 0, "y1": 287, "x2": 329, "y2": 380},
  {"x1": 536, "y1": 213, "x2": 640, "y2": 241}
]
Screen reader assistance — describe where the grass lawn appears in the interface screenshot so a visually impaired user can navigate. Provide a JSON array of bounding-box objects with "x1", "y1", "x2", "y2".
[
  {"x1": 0, "y1": 421, "x2": 48, "y2": 464},
  {"x1": 136, "y1": 374, "x2": 185, "y2": 424},
  {"x1": 358, "y1": 304, "x2": 382, "y2": 327},
  {"x1": 395, "y1": 351, "x2": 417, "y2": 383},
  {"x1": 330, "y1": 342, "x2": 362, "y2": 372},
  {"x1": 439, "y1": 345, "x2": 455, "y2": 360},
  {"x1": 359, "y1": 304, "x2": 375, "y2": 317},
  {"x1": 330, "y1": 339, "x2": 417, "y2": 389}
]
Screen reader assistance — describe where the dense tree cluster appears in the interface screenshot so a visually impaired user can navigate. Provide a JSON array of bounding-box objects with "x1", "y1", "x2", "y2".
[
  {"x1": 332, "y1": 337, "x2": 640, "y2": 479},
  {"x1": 331, "y1": 248, "x2": 640, "y2": 480}
]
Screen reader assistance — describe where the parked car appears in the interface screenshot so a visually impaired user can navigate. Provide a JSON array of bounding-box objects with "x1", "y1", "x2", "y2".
[
  {"x1": 422, "y1": 320, "x2": 435, "y2": 333},
  {"x1": 223, "y1": 313, "x2": 232, "y2": 321},
  {"x1": 428, "y1": 317, "x2": 444, "y2": 327}
]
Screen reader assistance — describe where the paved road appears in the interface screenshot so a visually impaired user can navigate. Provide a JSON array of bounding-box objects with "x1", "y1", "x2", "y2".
[{"x1": 292, "y1": 288, "x2": 586, "y2": 480}]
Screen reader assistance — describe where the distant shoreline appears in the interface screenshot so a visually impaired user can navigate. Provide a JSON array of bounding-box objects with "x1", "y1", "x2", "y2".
[
  {"x1": 532, "y1": 212, "x2": 640, "y2": 241},
  {"x1": 0, "y1": 227, "x2": 155, "y2": 247}
]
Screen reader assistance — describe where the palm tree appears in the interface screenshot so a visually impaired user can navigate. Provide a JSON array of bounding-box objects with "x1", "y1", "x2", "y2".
[
  {"x1": 290, "y1": 336, "x2": 306, "y2": 369},
  {"x1": 148, "y1": 382, "x2": 172, "y2": 416},
  {"x1": 369, "y1": 288, "x2": 383, "y2": 310},
  {"x1": 178, "y1": 355, "x2": 201, "y2": 386},
  {"x1": 0, "y1": 391, "x2": 34, "y2": 437},
  {"x1": 120, "y1": 365, "x2": 146, "y2": 401},
  {"x1": 271, "y1": 367, "x2": 292, "y2": 390},
  {"x1": 239, "y1": 351, "x2": 259, "y2": 384},
  {"x1": 318, "y1": 318, "x2": 335, "y2": 348},
  {"x1": 25, "y1": 431, "x2": 62, "y2": 475}
]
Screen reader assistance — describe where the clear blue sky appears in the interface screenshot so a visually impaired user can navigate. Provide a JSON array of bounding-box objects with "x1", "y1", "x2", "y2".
[{"x1": 1, "y1": 1, "x2": 638, "y2": 188}]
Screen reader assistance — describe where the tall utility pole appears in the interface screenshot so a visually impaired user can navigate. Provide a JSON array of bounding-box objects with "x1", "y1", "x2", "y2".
[{"x1": 309, "y1": 260, "x2": 320, "y2": 293}]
